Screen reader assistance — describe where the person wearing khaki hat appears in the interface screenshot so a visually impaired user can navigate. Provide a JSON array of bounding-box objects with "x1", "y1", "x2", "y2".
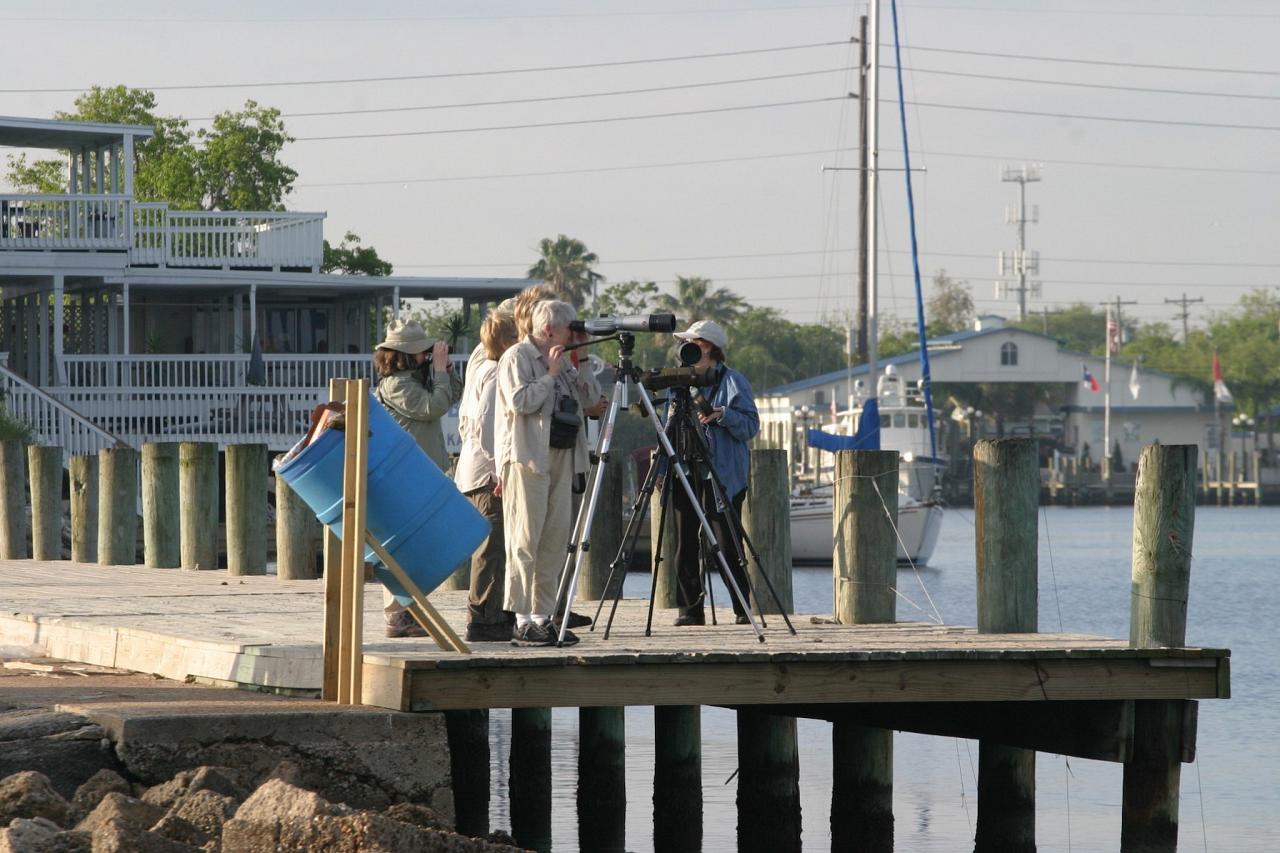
[
  {"x1": 669, "y1": 318, "x2": 759, "y2": 626},
  {"x1": 373, "y1": 318, "x2": 463, "y2": 637}
]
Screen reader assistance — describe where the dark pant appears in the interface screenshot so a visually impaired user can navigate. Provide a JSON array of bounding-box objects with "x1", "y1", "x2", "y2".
[
  {"x1": 673, "y1": 479, "x2": 749, "y2": 618},
  {"x1": 466, "y1": 484, "x2": 508, "y2": 625}
]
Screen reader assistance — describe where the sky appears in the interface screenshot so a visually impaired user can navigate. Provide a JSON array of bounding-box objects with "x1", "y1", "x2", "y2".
[{"x1": 1, "y1": 0, "x2": 1277, "y2": 332}]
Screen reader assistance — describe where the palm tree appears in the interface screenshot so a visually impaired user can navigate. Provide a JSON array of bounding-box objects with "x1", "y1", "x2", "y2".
[
  {"x1": 527, "y1": 235, "x2": 603, "y2": 309},
  {"x1": 653, "y1": 276, "x2": 746, "y2": 329}
]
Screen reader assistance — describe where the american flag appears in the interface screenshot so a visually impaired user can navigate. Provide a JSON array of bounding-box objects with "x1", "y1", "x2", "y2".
[{"x1": 1106, "y1": 316, "x2": 1121, "y2": 354}]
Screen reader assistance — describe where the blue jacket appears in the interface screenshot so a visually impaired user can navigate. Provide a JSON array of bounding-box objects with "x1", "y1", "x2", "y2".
[{"x1": 703, "y1": 365, "x2": 760, "y2": 499}]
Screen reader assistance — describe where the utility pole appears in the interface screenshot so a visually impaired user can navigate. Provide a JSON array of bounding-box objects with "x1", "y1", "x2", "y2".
[
  {"x1": 855, "y1": 13, "x2": 869, "y2": 364},
  {"x1": 1100, "y1": 296, "x2": 1138, "y2": 483},
  {"x1": 998, "y1": 164, "x2": 1042, "y2": 321},
  {"x1": 1164, "y1": 292, "x2": 1203, "y2": 342}
]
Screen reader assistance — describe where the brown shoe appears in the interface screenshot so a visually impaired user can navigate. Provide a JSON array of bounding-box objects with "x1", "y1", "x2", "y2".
[{"x1": 385, "y1": 611, "x2": 428, "y2": 638}]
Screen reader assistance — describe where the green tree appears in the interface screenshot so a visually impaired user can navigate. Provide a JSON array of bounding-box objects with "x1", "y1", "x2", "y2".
[
  {"x1": 322, "y1": 231, "x2": 393, "y2": 276},
  {"x1": 926, "y1": 269, "x2": 974, "y2": 336},
  {"x1": 1011, "y1": 302, "x2": 1136, "y2": 355},
  {"x1": 652, "y1": 275, "x2": 746, "y2": 329},
  {"x1": 1208, "y1": 289, "x2": 1280, "y2": 417},
  {"x1": 591, "y1": 279, "x2": 667, "y2": 367},
  {"x1": 728, "y1": 306, "x2": 844, "y2": 392},
  {"x1": 528, "y1": 234, "x2": 603, "y2": 309},
  {"x1": 196, "y1": 100, "x2": 296, "y2": 211}
]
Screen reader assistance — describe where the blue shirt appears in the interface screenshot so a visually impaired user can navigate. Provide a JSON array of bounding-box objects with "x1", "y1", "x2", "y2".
[{"x1": 703, "y1": 365, "x2": 760, "y2": 499}]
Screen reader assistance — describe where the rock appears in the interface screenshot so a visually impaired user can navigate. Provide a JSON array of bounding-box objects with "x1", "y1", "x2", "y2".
[
  {"x1": 90, "y1": 817, "x2": 200, "y2": 853},
  {"x1": 166, "y1": 789, "x2": 235, "y2": 842},
  {"x1": 232, "y1": 778, "x2": 349, "y2": 824},
  {"x1": 0, "y1": 816, "x2": 59, "y2": 852},
  {"x1": 67, "y1": 769, "x2": 131, "y2": 825},
  {"x1": 381, "y1": 802, "x2": 448, "y2": 831},
  {"x1": 0, "y1": 772, "x2": 69, "y2": 827},
  {"x1": 223, "y1": 812, "x2": 522, "y2": 853},
  {"x1": 0, "y1": 711, "x2": 119, "y2": 802},
  {"x1": 73, "y1": 792, "x2": 164, "y2": 835},
  {"x1": 148, "y1": 815, "x2": 207, "y2": 850},
  {"x1": 141, "y1": 767, "x2": 247, "y2": 812}
]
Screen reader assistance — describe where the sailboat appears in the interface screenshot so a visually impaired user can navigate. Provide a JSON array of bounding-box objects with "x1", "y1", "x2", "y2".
[{"x1": 788, "y1": 0, "x2": 945, "y2": 565}]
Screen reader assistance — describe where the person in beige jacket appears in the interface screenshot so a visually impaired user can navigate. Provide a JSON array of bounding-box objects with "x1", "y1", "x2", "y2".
[{"x1": 373, "y1": 319, "x2": 463, "y2": 637}]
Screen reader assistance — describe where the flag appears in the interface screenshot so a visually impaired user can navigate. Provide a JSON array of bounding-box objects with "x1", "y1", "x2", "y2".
[
  {"x1": 1082, "y1": 363, "x2": 1099, "y2": 393},
  {"x1": 1128, "y1": 360, "x2": 1141, "y2": 400},
  {"x1": 1107, "y1": 317, "x2": 1120, "y2": 354},
  {"x1": 1212, "y1": 352, "x2": 1233, "y2": 404}
]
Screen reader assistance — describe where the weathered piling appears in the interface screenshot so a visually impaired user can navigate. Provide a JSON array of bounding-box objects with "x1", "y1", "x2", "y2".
[
  {"x1": 578, "y1": 706, "x2": 626, "y2": 853},
  {"x1": 444, "y1": 710, "x2": 490, "y2": 838},
  {"x1": 737, "y1": 710, "x2": 801, "y2": 853},
  {"x1": 69, "y1": 455, "x2": 98, "y2": 563},
  {"x1": 439, "y1": 559, "x2": 470, "y2": 590},
  {"x1": 27, "y1": 446, "x2": 62, "y2": 561},
  {"x1": 651, "y1": 480, "x2": 679, "y2": 609},
  {"x1": 509, "y1": 707, "x2": 552, "y2": 853},
  {"x1": 179, "y1": 442, "x2": 219, "y2": 570},
  {"x1": 973, "y1": 437, "x2": 1038, "y2": 853},
  {"x1": 97, "y1": 447, "x2": 139, "y2": 565},
  {"x1": 582, "y1": 456, "x2": 624, "y2": 602},
  {"x1": 831, "y1": 449, "x2": 897, "y2": 852},
  {"x1": 141, "y1": 443, "x2": 181, "y2": 568},
  {"x1": 1122, "y1": 444, "x2": 1197, "y2": 853},
  {"x1": 274, "y1": 456, "x2": 320, "y2": 580},
  {"x1": 743, "y1": 448, "x2": 793, "y2": 614},
  {"x1": 225, "y1": 443, "x2": 267, "y2": 576},
  {"x1": 0, "y1": 439, "x2": 28, "y2": 558},
  {"x1": 654, "y1": 705, "x2": 702, "y2": 853}
]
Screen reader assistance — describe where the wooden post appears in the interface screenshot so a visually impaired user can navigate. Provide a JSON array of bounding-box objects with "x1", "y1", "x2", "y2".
[
  {"x1": 69, "y1": 455, "x2": 98, "y2": 563},
  {"x1": 651, "y1": 478, "x2": 679, "y2": 609},
  {"x1": 97, "y1": 447, "x2": 138, "y2": 565},
  {"x1": 445, "y1": 710, "x2": 490, "y2": 838},
  {"x1": 27, "y1": 446, "x2": 62, "y2": 561},
  {"x1": 974, "y1": 438, "x2": 1038, "y2": 853},
  {"x1": 654, "y1": 705, "x2": 702, "y2": 853},
  {"x1": 179, "y1": 442, "x2": 219, "y2": 570},
  {"x1": 582, "y1": 456, "x2": 624, "y2": 602},
  {"x1": 225, "y1": 443, "x2": 267, "y2": 576},
  {"x1": 736, "y1": 710, "x2": 800, "y2": 853},
  {"x1": 1122, "y1": 444, "x2": 1197, "y2": 853},
  {"x1": 578, "y1": 706, "x2": 626, "y2": 853},
  {"x1": 831, "y1": 449, "x2": 898, "y2": 851},
  {"x1": 743, "y1": 448, "x2": 793, "y2": 614},
  {"x1": 0, "y1": 439, "x2": 28, "y2": 558},
  {"x1": 321, "y1": 381, "x2": 346, "y2": 701},
  {"x1": 141, "y1": 442, "x2": 180, "y2": 568},
  {"x1": 438, "y1": 559, "x2": 470, "y2": 591},
  {"x1": 275, "y1": 455, "x2": 320, "y2": 580},
  {"x1": 337, "y1": 381, "x2": 370, "y2": 705},
  {"x1": 510, "y1": 707, "x2": 552, "y2": 853}
]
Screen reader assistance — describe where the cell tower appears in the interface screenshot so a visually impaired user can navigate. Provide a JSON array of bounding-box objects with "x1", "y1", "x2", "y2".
[{"x1": 996, "y1": 163, "x2": 1042, "y2": 321}]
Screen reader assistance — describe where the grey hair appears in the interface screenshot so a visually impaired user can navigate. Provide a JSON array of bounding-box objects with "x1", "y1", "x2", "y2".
[{"x1": 529, "y1": 299, "x2": 577, "y2": 343}]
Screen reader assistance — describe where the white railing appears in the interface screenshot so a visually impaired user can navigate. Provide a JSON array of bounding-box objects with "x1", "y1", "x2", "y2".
[
  {"x1": 60, "y1": 352, "x2": 466, "y2": 389},
  {"x1": 0, "y1": 361, "x2": 127, "y2": 457},
  {"x1": 162, "y1": 209, "x2": 325, "y2": 269},
  {"x1": 131, "y1": 201, "x2": 168, "y2": 265},
  {"x1": 0, "y1": 194, "x2": 132, "y2": 251}
]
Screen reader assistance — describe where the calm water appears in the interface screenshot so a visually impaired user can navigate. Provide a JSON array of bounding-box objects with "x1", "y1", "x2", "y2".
[{"x1": 484, "y1": 506, "x2": 1279, "y2": 852}]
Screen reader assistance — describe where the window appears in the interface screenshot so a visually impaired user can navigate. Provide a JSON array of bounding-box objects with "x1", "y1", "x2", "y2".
[
  {"x1": 893, "y1": 414, "x2": 906, "y2": 428},
  {"x1": 814, "y1": 390, "x2": 827, "y2": 406},
  {"x1": 907, "y1": 414, "x2": 919, "y2": 429},
  {"x1": 1000, "y1": 341, "x2": 1018, "y2": 366},
  {"x1": 880, "y1": 414, "x2": 891, "y2": 429}
]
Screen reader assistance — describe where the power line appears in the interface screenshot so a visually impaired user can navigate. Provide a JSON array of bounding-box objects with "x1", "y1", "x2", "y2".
[
  {"x1": 903, "y1": 98, "x2": 1280, "y2": 133},
  {"x1": 291, "y1": 95, "x2": 852, "y2": 142},
  {"x1": 900, "y1": 65, "x2": 1280, "y2": 102},
  {"x1": 0, "y1": 39, "x2": 850, "y2": 94},
  {"x1": 889, "y1": 43, "x2": 1280, "y2": 77}
]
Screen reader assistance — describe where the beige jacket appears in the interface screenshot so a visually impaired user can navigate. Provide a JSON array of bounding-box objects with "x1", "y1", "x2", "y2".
[
  {"x1": 496, "y1": 338, "x2": 598, "y2": 476},
  {"x1": 375, "y1": 367, "x2": 462, "y2": 470}
]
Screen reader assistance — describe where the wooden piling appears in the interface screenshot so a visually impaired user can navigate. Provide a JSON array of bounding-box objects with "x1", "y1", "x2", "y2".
[
  {"x1": 509, "y1": 707, "x2": 552, "y2": 853},
  {"x1": 651, "y1": 481, "x2": 679, "y2": 609},
  {"x1": 831, "y1": 449, "x2": 898, "y2": 852},
  {"x1": 69, "y1": 455, "x2": 98, "y2": 564},
  {"x1": 578, "y1": 706, "x2": 626, "y2": 853},
  {"x1": 582, "y1": 456, "x2": 624, "y2": 602},
  {"x1": 225, "y1": 443, "x2": 267, "y2": 576},
  {"x1": 141, "y1": 443, "x2": 181, "y2": 568},
  {"x1": 444, "y1": 710, "x2": 490, "y2": 838},
  {"x1": 1122, "y1": 444, "x2": 1197, "y2": 853},
  {"x1": 654, "y1": 705, "x2": 702, "y2": 853},
  {"x1": 973, "y1": 438, "x2": 1038, "y2": 853},
  {"x1": 439, "y1": 559, "x2": 470, "y2": 591},
  {"x1": 179, "y1": 442, "x2": 219, "y2": 570},
  {"x1": 274, "y1": 456, "x2": 319, "y2": 580},
  {"x1": 743, "y1": 448, "x2": 793, "y2": 614},
  {"x1": 736, "y1": 709, "x2": 801, "y2": 853},
  {"x1": 0, "y1": 439, "x2": 28, "y2": 558},
  {"x1": 97, "y1": 446, "x2": 138, "y2": 565},
  {"x1": 27, "y1": 446, "x2": 62, "y2": 561}
]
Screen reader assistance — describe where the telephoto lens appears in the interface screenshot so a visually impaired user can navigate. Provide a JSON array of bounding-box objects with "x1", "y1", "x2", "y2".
[{"x1": 691, "y1": 387, "x2": 716, "y2": 419}]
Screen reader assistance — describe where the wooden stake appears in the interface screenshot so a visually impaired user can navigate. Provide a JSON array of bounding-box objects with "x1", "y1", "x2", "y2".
[
  {"x1": 275, "y1": 454, "x2": 319, "y2": 580},
  {"x1": 69, "y1": 455, "x2": 98, "y2": 564},
  {"x1": 743, "y1": 448, "x2": 793, "y2": 614},
  {"x1": 1122, "y1": 444, "x2": 1197, "y2": 853},
  {"x1": 736, "y1": 709, "x2": 800, "y2": 853},
  {"x1": 578, "y1": 706, "x2": 626, "y2": 853},
  {"x1": 179, "y1": 442, "x2": 219, "y2": 570},
  {"x1": 321, "y1": 379, "x2": 347, "y2": 702},
  {"x1": 974, "y1": 438, "x2": 1038, "y2": 853},
  {"x1": 510, "y1": 707, "x2": 552, "y2": 853},
  {"x1": 0, "y1": 439, "x2": 28, "y2": 559},
  {"x1": 338, "y1": 379, "x2": 370, "y2": 705},
  {"x1": 654, "y1": 705, "x2": 702, "y2": 853},
  {"x1": 27, "y1": 446, "x2": 62, "y2": 561},
  {"x1": 97, "y1": 446, "x2": 138, "y2": 565},
  {"x1": 141, "y1": 443, "x2": 181, "y2": 568},
  {"x1": 366, "y1": 535, "x2": 468, "y2": 654},
  {"x1": 225, "y1": 443, "x2": 267, "y2": 576}
]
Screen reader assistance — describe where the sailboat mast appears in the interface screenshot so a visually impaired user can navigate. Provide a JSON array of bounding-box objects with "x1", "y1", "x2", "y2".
[{"x1": 865, "y1": 0, "x2": 880, "y2": 387}]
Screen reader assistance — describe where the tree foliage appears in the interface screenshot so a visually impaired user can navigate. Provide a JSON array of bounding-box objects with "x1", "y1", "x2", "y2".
[
  {"x1": 652, "y1": 275, "x2": 746, "y2": 329},
  {"x1": 926, "y1": 269, "x2": 974, "y2": 336},
  {"x1": 527, "y1": 234, "x2": 602, "y2": 309},
  {"x1": 322, "y1": 231, "x2": 393, "y2": 276}
]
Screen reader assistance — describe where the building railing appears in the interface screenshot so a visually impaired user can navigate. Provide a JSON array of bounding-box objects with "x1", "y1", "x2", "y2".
[
  {"x1": 162, "y1": 209, "x2": 325, "y2": 269},
  {"x1": 58, "y1": 353, "x2": 469, "y2": 389},
  {"x1": 0, "y1": 194, "x2": 132, "y2": 251},
  {"x1": 0, "y1": 359, "x2": 127, "y2": 457}
]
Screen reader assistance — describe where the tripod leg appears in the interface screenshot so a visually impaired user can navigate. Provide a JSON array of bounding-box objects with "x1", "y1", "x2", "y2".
[
  {"x1": 737, "y1": 526, "x2": 797, "y2": 635},
  {"x1": 594, "y1": 448, "x2": 661, "y2": 633}
]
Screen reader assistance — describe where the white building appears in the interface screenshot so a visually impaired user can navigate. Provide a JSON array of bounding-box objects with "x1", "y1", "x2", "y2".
[
  {"x1": 0, "y1": 115, "x2": 527, "y2": 454},
  {"x1": 758, "y1": 315, "x2": 1224, "y2": 472}
]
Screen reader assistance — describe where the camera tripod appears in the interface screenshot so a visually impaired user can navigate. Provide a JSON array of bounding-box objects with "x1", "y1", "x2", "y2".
[{"x1": 551, "y1": 332, "x2": 796, "y2": 645}]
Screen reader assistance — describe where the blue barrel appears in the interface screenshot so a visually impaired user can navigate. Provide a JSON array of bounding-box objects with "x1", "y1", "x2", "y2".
[{"x1": 277, "y1": 395, "x2": 489, "y2": 605}]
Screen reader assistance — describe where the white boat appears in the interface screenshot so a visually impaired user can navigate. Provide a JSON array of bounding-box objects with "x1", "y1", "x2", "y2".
[{"x1": 788, "y1": 365, "x2": 946, "y2": 565}]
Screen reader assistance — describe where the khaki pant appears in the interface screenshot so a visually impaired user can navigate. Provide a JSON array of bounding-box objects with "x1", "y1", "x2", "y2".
[{"x1": 502, "y1": 449, "x2": 574, "y2": 618}]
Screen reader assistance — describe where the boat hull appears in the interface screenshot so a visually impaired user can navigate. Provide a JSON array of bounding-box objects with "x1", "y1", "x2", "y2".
[{"x1": 790, "y1": 499, "x2": 944, "y2": 565}]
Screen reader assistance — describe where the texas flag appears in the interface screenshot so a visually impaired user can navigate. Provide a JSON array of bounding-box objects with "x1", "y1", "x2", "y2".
[
  {"x1": 1212, "y1": 352, "x2": 1233, "y2": 404},
  {"x1": 1082, "y1": 363, "x2": 1100, "y2": 393}
]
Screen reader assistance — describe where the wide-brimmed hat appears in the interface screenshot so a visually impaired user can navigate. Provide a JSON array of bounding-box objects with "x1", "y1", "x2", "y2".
[
  {"x1": 673, "y1": 319, "x2": 728, "y2": 351},
  {"x1": 377, "y1": 319, "x2": 432, "y2": 354}
]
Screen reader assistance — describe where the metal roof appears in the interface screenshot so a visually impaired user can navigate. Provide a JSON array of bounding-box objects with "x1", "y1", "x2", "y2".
[
  {"x1": 109, "y1": 266, "x2": 529, "y2": 299},
  {"x1": 0, "y1": 116, "x2": 155, "y2": 150}
]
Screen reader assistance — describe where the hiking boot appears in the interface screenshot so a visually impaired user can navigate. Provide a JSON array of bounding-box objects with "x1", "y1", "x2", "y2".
[
  {"x1": 511, "y1": 621, "x2": 556, "y2": 647},
  {"x1": 565, "y1": 611, "x2": 592, "y2": 629},
  {"x1": 466, "y1": 621, "x2": 514, "y2": 642},
  {"x1": 385, "y1": 610, "x2": 428, "y2": 638},
  {"x1": 550, "y1": 626, "x2": 580, "y2": 647},
  {"x1": 673, "y1": 610, "x2": 706, "y2": 627},
  {"x1": 735, "y1": 613, "x2": 751, "y2": 626}
]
